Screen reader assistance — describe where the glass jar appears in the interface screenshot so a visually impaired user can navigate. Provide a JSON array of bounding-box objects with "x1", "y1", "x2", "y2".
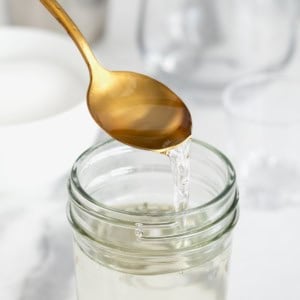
[
  {"x1": 138, "y1": 0, "x2": 298, "y2": 101},
  {"x1": 223, "y1": 72, "x2": 300, "y2": 209},
  {"x1": 68, "y1": 139, "x2": 239, "y2": 300}
]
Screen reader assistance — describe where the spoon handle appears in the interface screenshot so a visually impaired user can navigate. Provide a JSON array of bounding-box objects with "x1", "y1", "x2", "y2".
[{"x1": 40, "y1": 0, "x2": 106, "y2": 77}]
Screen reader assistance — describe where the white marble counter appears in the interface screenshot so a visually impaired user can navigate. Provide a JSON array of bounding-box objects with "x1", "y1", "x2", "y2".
[{"x1": 0, "y1": 0, "x2": 300, "y2": 299}]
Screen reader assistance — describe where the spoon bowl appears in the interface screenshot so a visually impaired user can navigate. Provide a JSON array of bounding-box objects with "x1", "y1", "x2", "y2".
[
  {"x1": 41, "y1": 0, "x2": 192, "y2": 152},
  {"x1": 88, "y1": 70, "x2": 192, "y2": 151}
]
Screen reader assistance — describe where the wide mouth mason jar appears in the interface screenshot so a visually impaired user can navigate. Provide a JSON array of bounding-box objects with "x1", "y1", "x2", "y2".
[{"x1": 68, "y1": 139, "x2": 239, "y2": 300}]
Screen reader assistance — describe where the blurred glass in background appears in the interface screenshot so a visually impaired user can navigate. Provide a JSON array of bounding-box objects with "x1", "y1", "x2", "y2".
[
  {"x1": 223, "y1": 72, "x2": 300, "y2": 209},
  {"x1": 6, "y1": 0, "x2": 108, "y2": 44},
  {"x1": 138, "y1": 0, "x2": 298, "y2": 101}
]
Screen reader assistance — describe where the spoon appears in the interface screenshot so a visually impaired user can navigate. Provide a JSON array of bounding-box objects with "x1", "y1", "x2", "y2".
[{"x1": 40, "y1": 0, "x2": 192, "y2": 152}]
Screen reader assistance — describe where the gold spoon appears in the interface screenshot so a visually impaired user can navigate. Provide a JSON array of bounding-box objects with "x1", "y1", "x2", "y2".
[{"x1": 40, "y1": 0, "x2": 192, "y2": 152}]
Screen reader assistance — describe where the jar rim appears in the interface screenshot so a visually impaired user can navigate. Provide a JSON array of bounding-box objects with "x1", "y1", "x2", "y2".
[{"x1": 70, "y1": 138, "x2": 236, "y2": 218}]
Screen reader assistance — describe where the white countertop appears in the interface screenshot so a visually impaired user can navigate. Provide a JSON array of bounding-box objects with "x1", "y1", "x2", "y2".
[{"x1": 0, "y1": 0, "x2": 300, "y2": 299}]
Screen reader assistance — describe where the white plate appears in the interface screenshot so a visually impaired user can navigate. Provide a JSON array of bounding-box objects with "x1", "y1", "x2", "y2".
[{"x1": 0, "y1": 27, "x2": 99, "y2": 192}]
